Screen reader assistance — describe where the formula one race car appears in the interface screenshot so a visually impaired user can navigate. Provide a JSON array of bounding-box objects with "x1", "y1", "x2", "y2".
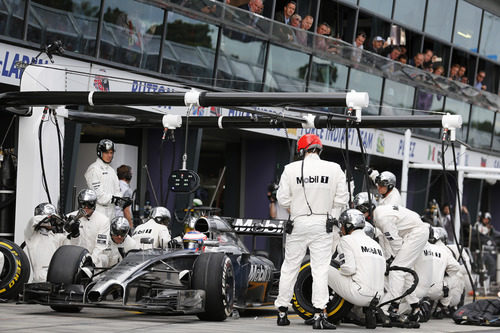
[
  {"x1": 23, "y1": 214, "x2": 353, "y2": 322},
  {"x1": 23, "y1": 215, "x2": 280, "y2": 320}
]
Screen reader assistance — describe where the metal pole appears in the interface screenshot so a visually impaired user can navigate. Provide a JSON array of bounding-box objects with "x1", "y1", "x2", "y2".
[
  {"x1": 401, "y1": 129, "x2": 411, "y2": 207},
  {"x1": 455, "y1": 144, "x2": 466, "y2": 244}
]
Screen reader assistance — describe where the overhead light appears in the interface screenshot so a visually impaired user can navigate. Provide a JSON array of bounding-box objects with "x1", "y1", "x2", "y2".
[{"x1": 457, "y1": 31, "x2": 472, "y2": 39}]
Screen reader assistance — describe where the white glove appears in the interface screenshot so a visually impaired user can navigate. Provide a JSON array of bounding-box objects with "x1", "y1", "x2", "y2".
[{"x1": 369, "y1": 169, "x2": 380, "y2": 184}]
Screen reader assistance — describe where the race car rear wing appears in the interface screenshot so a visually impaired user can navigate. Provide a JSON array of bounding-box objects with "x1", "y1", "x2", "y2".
[{"x1": 225, "y1": 218, "x2": 285, "y2": 235}]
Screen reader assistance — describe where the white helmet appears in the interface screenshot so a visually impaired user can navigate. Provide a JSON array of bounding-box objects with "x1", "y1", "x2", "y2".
[
  {"x1": 338, "y1": 209, "x2": 366, "y2": 234},
  {"x1": 149, "y1": 206, "x2": 171, "y2": 225},
  {"x1": 375, "y1": 171, "x2": 396, "y2": 190},
  {"x1": 353, "y1": 192, "x2": 377, "y2": 215}
]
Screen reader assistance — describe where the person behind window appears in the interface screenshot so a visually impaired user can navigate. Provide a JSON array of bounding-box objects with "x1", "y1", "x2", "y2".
[
  {"x1": 274, "y1": 1, "x2": 296, "y2": 25},
  {"x1": 474, "y1": 70, "x2": 487, "y2": 91}
]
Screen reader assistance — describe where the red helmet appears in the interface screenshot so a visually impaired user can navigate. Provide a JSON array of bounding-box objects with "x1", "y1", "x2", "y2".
[{"x1": 297, "y1": 134, "x2": 323, "y2": 154}]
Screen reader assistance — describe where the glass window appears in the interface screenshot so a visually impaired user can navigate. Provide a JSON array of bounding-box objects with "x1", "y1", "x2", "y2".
[
  {"x1": 1, "y1": 0, "x2": 25, "y2": 39},
  {"x1": 318, "y1": 2, "x2": 357, "y2": 42},
  {"x1": 480, "y1": 11, "x2": 500, "y2": 62},
  {"x1": 454, "y1": 0, "x2": 482, "y2": 52},
  {"x1": 492, "y1": 113, "x2": 500, "y2": 152},
  {"x1": 217, "y1": 28, "x2": 267, "y2": 91},
  {"x1": 264, "y1": 44, "x2": 309, "y2": 92},
  {"x1": 443, "y1": 97, "x2": 470, "y2": 142},
  {"x1": 359, "y1": 0, "x2": 392, "y2": 19},
  {"x1": 468, "y1": 106, "x2": 494, "y2": 149},
  {"x1": 393, "y1": 0, "x2": 425, "y2": 31},
  {"x1": 162, "y1": 12, "x2": 218, "y2": 84},
  {"x1": 27, "y1": 0, "x2": 100, "y2": 56},
  {"x1": 308, "y1": 58, "x2": 348, "y2": 92},
  {"x1": 413, "y1": 89, "x2": 443, "y2": 139},
  {"x1": 424, "y1": 0, "x2": 455, "y2": 42},
  {"x1": 101, "y1": 0, "x2": 164, "y2": 69},
  {"x1": 381, "y1": 79, "x2": 414, "y2": 124},
  {"x1": 348, "y1": 68, "x2": 382, "y2": 115}
]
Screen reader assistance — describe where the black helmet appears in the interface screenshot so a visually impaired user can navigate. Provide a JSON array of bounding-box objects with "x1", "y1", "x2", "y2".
[
  {"x1": 34, "y1": 202, "x2": 57, "y2": 216},
  {"x1": 353, "y1": 192, "x2": 377, "y2": 215},
  {"x1": 338, "y1": 209, "x2": 366, "y2": 234},
  {"x1": 78, "y1": 189, "x2": 97, "y2": 210},
  {"x1": 375, "y1": 171, "x2": 396, "y2": 190},
  {"x1": 149, "y1": 206, "x2": 171, "y2": 225},
  {"x1": 97, "y1": 139, "x2": 115, "y2": 161},
  {"x1": 110, "y1": 216, "x2": 130, "y2": 239}
]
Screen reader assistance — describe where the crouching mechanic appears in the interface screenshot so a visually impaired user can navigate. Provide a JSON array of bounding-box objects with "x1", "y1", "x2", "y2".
[
  {"x1": 354, "y1": 192, "x2": 428, "y2": 324},
  {"x1": 24, "y1": 203, "x2": 68, "y2": 282},
  {"x1": 329, "y1": 209, "x2": 385, "y2": 328},
  {"x1": 132, "y1": 206, "x2": 171, "y2": 249},
  {"x1": 93, "y1": 217, "x2": 137, "y2": 268},
  {"x1": 368, "y1": 170, "x2": 402, "y2": 206},
  {"x1": 66, "y1": 189, "x2": 111, "y2": 266},
  {"x1": 274, "y1": 134, "x2": 349, "y2": 330},
  {"x1": 428, "y1": 227, "x2": 461, "y2": 318}
]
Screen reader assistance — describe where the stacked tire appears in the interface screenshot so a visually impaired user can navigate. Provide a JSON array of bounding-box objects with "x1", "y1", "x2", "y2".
[{"x1": 0, "y1": 238, "x2": 30, "y2": 300}]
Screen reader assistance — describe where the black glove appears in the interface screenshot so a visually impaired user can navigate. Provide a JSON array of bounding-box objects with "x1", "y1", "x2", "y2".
[
  {"x1": 168, "y1": 238, "x2": 180, "y2": 248},
  {"x1": 64, "y1": 215, "x2": 80, "y2": 239},
  {"x1": 385, "y1": 256, "x2": 394, "y2": 276},
  {"x1": 112, "y1": 196, "x2": 133, "y2": 209},
  {"x1": 442, "y1": 285, "x2": 449, "y2": 298}
]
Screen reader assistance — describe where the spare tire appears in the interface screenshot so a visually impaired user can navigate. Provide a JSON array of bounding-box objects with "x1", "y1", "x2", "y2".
[
  {"x1": 47, "y1": 245, "x2": 91, "y2": 312},
  {"x1": 193, "y1": 252, "x2": 234, "y2": 321},
  {"x1": 0, "y1": 238, "x2": 30, "y2": 300},
  {"x1": 292, "y1": 260, "x2": 352, "y2": 323}
]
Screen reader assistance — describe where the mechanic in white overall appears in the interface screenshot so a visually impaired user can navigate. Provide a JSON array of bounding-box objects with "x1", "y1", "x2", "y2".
[
  {"x1": 93, "y1": 216, "x2": 137, "y2": 268},
  {"x1": 132, "y1": 206, "x2": 171, "y2": 249},
  {"x1": 24, "y1": 203, "x2": 68, "y2": 282},
  {"x1": 274, "y1": 134, "x2": 349, "y2": 329},
  {"x1": 66, "y1": 189, "x2": 111, "y2": 267},
  {"x1": 354, "y1": 192, "x2": 428, "y2": 324},
  {"x1": 429, "y1": 227, "x2": 462, "y2": 318},
  {"x1": 85, "y1": 139, "x2": 130, "y2": 220},
  {"x1": 329, "y1": 209, "x2": 385, "y2": 328},
  {"x1": 369, "y1": 170, "x2": 402, "y2": 206}
]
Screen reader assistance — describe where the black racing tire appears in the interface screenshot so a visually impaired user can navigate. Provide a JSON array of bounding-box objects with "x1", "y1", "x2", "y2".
[
  {"x1": 47, "y1": 245, "x2": 91, "y2": 313},
  {"x1": 193, "y1": 252, "x2": 234, "y2": 321},
  {"x1": 0, "y1": 238, "x2": 31, "y2": 300},
  {"x1": 292, "y1": 260, "x2": 353, "y2": 323}
]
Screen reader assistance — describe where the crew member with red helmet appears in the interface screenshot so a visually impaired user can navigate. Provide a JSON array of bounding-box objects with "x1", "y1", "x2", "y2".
[{"x1": 274, "y1": 133, "x2": 349, "y2": 329}]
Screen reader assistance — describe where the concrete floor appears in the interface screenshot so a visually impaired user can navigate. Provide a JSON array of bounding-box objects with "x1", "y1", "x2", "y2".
[{"x1": 1, "y1": 302, "x2": 500, "y2": 333}]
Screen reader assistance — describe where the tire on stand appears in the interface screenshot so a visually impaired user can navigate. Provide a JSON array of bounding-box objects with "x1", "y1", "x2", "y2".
[
  {"x1": 46, "y1": 245, "x2": 92, "y2": 313},
  {"x1": 192, "y1": 252, "x2": 234, "y2": 321},
  {"x1": 292, "y1": 260, "x2": 353, "y2": 323},
  {"x1": 0, "y1": 238, "x2": 30, "y2": 300}
]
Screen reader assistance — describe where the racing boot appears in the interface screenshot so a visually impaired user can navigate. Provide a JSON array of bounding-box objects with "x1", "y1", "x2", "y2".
[
  {"x1": 312, "y1": 312, "x2": 336, "y2": 330},
  {"x1": 375, "y1": 308, "x2": 392, "y2": 327},
  {"x1": 408, "y1": 302, "x2": 423, "y2": 323},
  {"x1": 432, "y1": 302, "x2": 446, "y2": 319},
  {"x1": 277, "y1": 306, "x2": 290, "y2": 326},
  {"x1": 388, "y1": 311, "x2": 420, "y2": 328},
  {"x1": 364, "y1": 296, "x2": 379, "y2": 329},
  {"x1": 419, "y1": 297, "x2": 432, "y2": 322}
]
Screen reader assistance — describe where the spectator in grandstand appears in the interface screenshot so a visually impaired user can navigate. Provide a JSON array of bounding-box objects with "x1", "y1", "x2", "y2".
[
  {"x1": 314, "y1": 22, "x2": 333, "y2": 52},
  {"x1": 366, "y1": 36, "x2": 384, "y2": 54},
  {"x1": 422, "y1": 49, "x2": 433, "y2": 66},
  {"x1": 434, "y1": 65, "x2": 445, "y2": 76},
  {"x1": 274, "y1": 1, "x2": 296, "y2": 25},
  {"x1": 240, "y1": 0, "x2": 264, "y2": 15},
  {"x1": 296, "y1": 15, "x2": 313, "y2": 47},
  {"x1": 386, "y1": 46, "x2": 401, "y2": 61},
  {"x1": 398, "y1": 54, "x2": 408, "y2": 64},
  {"x1": 350, "y1": 31, "x2": 366, "y2": 62},
  {"x1": 474, "y1": 70, "x2": 487, "y2": 91},
  {"x1": 449, "y1": 64, "x2": 460, "y2": 81},
  {"x1": 409, "y1": 53, "x2": 424, "y2": 69},
  {"x1": 458, "y1": 65, "x2": 467, "y2": 81}
]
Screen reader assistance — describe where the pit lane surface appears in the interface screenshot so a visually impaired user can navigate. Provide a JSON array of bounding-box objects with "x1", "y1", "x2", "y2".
[{"x1": 1, "y1": 303, "x2": 499, "y2": 333}]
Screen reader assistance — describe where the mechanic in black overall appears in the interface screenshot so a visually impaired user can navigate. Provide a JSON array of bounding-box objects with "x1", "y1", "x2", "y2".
[{"x1": 274, "y1": 134, "x2": 349, "y2": 329}]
